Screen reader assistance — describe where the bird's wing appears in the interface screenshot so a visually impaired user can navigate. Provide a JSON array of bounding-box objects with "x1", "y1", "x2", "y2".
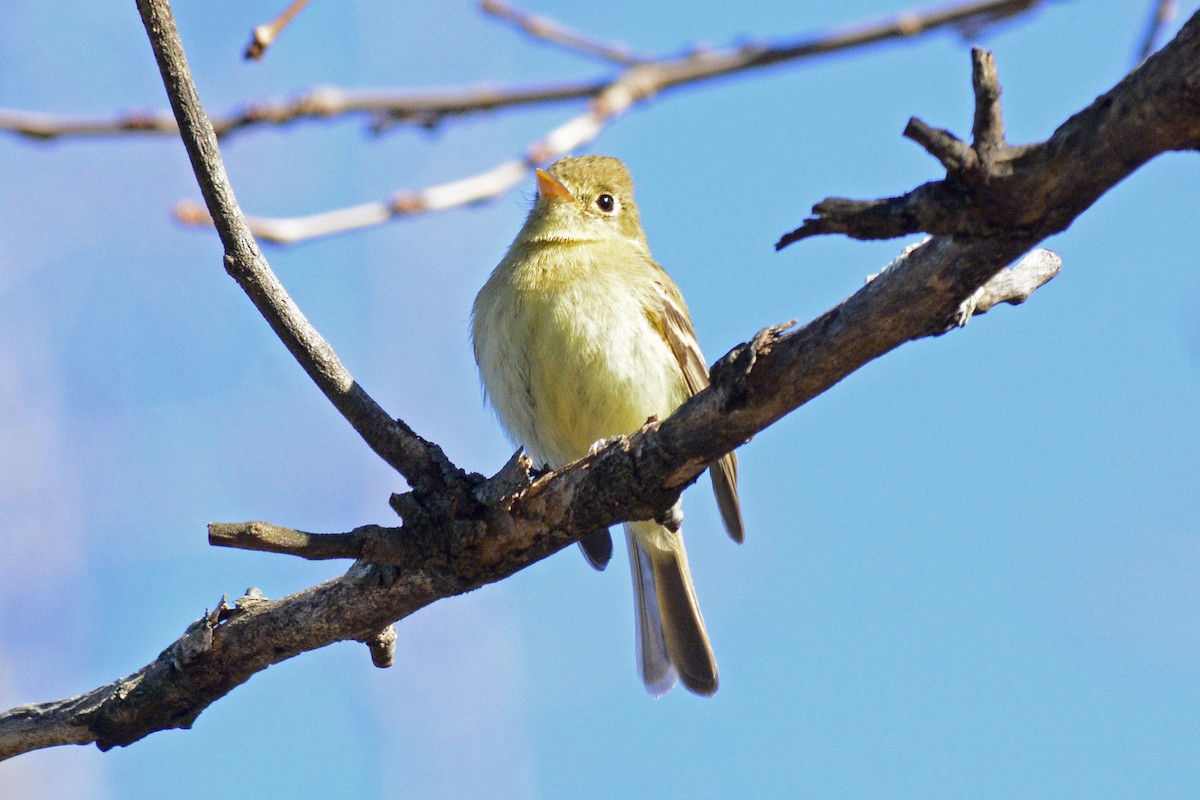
[{"x1": 651, "y1": 270, "x2": 744, "y2": 543}]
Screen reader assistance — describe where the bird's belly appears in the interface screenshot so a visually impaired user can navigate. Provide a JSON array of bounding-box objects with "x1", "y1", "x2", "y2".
[{"x1": 486, "y1": 282, "x2": 688, "y2": 468}]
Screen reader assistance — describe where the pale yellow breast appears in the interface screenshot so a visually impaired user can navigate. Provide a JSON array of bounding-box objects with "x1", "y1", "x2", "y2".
[{"x1": 473, "y1": 242, "x2": 688, "y2": 468}]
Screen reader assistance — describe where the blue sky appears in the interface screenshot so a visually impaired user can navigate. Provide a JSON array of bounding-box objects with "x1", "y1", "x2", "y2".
[{"x1": 2, "y1": 1, "x2": 1199, "y2": 797}]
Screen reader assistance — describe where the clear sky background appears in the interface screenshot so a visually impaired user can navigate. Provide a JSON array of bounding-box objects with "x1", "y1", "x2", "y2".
[{"x1": 2, "y1": 1, "x2": 1199, "y2": 797}]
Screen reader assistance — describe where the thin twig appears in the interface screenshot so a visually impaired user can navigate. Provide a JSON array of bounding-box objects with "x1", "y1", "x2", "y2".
[
  {"x1": 1136, "y1": 0, "x2": 1178, "y2": 62},
  {"x1": 245, "y1": 0, "x2": 311, "y2": 60},
  {"x1": 176, "y1": 0, "x2": 1047, "y2": 244},
  {"x1": 0, "y1": 82, "x2": 612, "y2": 141},
  {"x1": 0, "y1": 0, "x2": 1041, "y2": 145},
  {"x1": 480, "y1": 0, "x2": 644, "y2": 64},
  {"x1": 174, "y1": 72, "x2": 642, "y2": 243}
]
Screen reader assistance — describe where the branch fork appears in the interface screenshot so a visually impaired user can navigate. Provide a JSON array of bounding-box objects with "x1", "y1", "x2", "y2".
[
  {"x1": 778, "y1": 20, "x2": 1200, "y2": 252},
  {"x1": 777, "y1": 47, "x2": 1035, "y2": 248}
]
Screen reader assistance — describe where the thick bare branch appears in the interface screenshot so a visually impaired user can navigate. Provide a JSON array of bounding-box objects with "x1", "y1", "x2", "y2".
[
  {"x1": 0, "y1": 595, "x2": 253, "y2": 758},
  {"x1": 0, "y1": 233, "x2": 1059, "y2": 763},
  {"x1": 776, "y1": 16, "x2": 1200, "y2": 248},
  {"x1": 0, "y1": 104, "x2": 1076, "y2": 765}
]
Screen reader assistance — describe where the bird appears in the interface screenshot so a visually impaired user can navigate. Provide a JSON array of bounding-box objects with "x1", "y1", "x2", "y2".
[{"x1": 471, "y1": 155, "x2": 743, "y2": 696}]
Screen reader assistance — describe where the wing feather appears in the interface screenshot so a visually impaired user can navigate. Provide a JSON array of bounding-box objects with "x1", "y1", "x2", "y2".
[{"x1": 649, "y1": 267, "x2": 745, "y2": 543}]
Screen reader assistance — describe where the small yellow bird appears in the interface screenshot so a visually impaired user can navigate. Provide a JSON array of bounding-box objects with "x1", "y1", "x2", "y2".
[{"x1": 472, "y1": 156, "x2": 742, "y2": 696}]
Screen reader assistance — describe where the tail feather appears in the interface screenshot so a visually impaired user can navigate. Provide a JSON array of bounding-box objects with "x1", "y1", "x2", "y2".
[
  {"x1": 710, "y1": 452, "x2": 744, "y2": 543},
  {"x1": 626, "y1": 520, "x2": 718, "y2": 697},
  {"x1": 626, "y1": 530, "x2": 676, "y2": 696}
]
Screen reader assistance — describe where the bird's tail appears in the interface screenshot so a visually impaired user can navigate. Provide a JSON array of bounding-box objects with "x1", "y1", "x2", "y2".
[{"x1": 625, "y1": 519, "x2": 718, "y2": 697}]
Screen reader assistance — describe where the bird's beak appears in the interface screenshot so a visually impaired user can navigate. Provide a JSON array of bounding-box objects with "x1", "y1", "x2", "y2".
[{"x1": 535, "y1": 168, "x2": 575, "y2": 203}]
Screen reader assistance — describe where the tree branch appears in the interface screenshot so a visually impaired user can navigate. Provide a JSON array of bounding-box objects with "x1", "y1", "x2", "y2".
[
  {"x1": 1136, "y1": 0, "x2": 1179, "y2": 62},
  {"x1": 9, "y1": 0, "x2": 1200, "y2": 766},
  {"x1": 776, "y1": 15, "x2": 1200, "y2": 248},
  {"x1": 134, "y1": 0, "x2": 469, "y2": 501},
  {"x1": 0, "y1": 82, "x2": 607, "y2": 141},
  {"x1": 869, "y1": 244, "x2": 1061, "y2": 330},
  {"x1": 0, "y1": 241, "x2": 1060, "y2": 762},
  {"x1": 196, "y1": 0, "x2": 1048, "y2": 244},
  {"x1": 206, "y1": 521, "x2": 376, "y2": 560},
  {"x1": 950, "y1": 248, "x2": 1060, "y2": 327},
  {"x1": 480, "y1": 0, "x2": 645, "y2": 65},
  {"x1": 0, "y1": 0, "x2": 1046, "y2": 245},
  {"x1": 244, "y1": 0, "x2": 310, "y2": 61},
  {"x1": 0, "y1": 0, "x2": 1042, "y2": 143}
]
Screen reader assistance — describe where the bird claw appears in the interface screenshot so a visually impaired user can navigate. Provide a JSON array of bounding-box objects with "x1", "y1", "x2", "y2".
[{"x1": 588, "y1": 435, "x2": 625, "y2": 456}]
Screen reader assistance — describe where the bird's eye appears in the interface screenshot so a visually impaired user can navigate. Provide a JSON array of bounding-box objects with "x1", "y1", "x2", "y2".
[{"x1": 595, "y1": 194, "x2": 616, "y2": 213}]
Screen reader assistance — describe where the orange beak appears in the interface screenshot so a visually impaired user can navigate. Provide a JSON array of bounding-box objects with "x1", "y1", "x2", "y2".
[{"x1": 535, "y1": 168, "x2": 575, "y2": 202}]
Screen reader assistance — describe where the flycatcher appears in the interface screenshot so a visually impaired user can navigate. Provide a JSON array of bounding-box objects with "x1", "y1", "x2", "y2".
[{"x1": 472, "y1": 155, "x2": 743, "y2": 696}]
